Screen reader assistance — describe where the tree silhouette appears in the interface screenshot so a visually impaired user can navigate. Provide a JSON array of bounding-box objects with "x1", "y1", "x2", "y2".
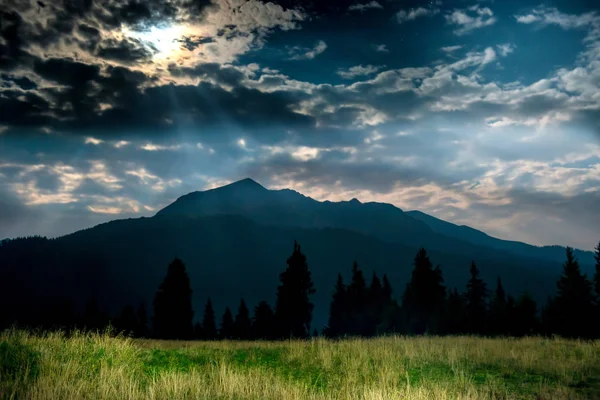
[
  {"x1": 595, "y1": 241, "x2": 600, "y2": 299},
  {"x1": 324, "y1": 274, "x2": 347, "y2": 337},
  {"x1": 443, "y1": 288, "x2": 466, "y2": 334},
  {"x1": 552, "y1": 247, "x2": 594, "y2": 338},
  {"x1": 219, "y1": 307, "x2": 234, "y2": 339},
  {"x1": 153, "y1": 258, "x2": 194, "y2": 339},
  {"x1": 137, "y1": 303, "x2": 148, "y2": 338},
  {"x1": 252, "y1": 300, "x2": 276, "y2": 340},
  {"x1": 402, "y1": 248, "x2": 446, "y2": 334},
  {"x1": 233, "y1": 299, "x2": 252, "y2": 340},
  {"x1": 275, "y1": 241, "x2": 315, "y2": 338},
  {"x1": 512, "y1": 292, "x2": 538, "y2": 337},
  {"x1": 201, "y1": 298, "x2": 217, "y2": 340},
  {"x1": 489, "y1": 277, "x2": 508, "y2": 336},
  {"x1": 464, "y1": 261, "x2": 488, "y2": 334},
  {"x1": 83, "y1": 298, "x2": 109, "y2": 332},
  {"x1": 366, "y1": 272, "x2": 384, "y2": 336},
  {"x1": 114, "y1": 305, "x2": 137, "y2": 336},
  {"x1": 193, "y1": 322, "x2": 203, "y2": 339},
  {"x1": 346, "y1": 261, "x2": 368, "y2": 336}
]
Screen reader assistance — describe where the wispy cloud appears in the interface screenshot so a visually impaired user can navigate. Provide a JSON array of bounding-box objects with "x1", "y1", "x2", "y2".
[
  {"x1": 348, "y1": 1, "x2": 383, "y2": 12},
  {"x1": 446, "y1": 5, "x2": 497, "y2": 36},
  {"x1": 288, "y1": 40, "x2": 328, "y2": 60},
  {"x1": 397, "y1": 7, "x2": 440, "y2": 24},
  {"x1": 337, "y1": 65, "x2": 384, "y2": 79}
]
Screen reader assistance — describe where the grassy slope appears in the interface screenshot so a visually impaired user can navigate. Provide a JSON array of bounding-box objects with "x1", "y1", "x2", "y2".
[{"x1": 1, "y1": 330, "x2": 600, "y2": 399}]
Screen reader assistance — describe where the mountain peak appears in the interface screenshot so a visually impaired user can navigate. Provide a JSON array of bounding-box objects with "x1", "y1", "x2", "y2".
[{"x1": 223, "y1": 178, "x2": 266, "y2": 191}]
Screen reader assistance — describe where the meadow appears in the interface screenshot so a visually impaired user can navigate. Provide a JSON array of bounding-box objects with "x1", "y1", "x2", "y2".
[{"x1": 1, "y1": 329, "x2": 600, "y2": 400}]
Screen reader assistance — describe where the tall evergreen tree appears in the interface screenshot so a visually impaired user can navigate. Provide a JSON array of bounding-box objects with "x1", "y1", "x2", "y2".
[
  {"x1": 153, "y1": 258, "x2": 194, "y2": 339},
  {"x1": 115, "y1": 305, "x2": 138, "y2": 336},
  {"x1": 367, "y1": 272, "x2": 384, "y2": 336},
  {"x1": 512, "y1": 292, "x2": 538, "y2": 337},
  {"x1": 464, "y1": 261, "x2": 488, "y2": 334},
  {"x1": 275, "y1": 241, "x2": 315, "y2": 338},
  {"x1": 324, "y1": 274, "x2": 347, "y2": 337},
  {"x1": 233, "y1": 299, "x2": 252, "y2": 340},
  {"x1": 137, "y1": 303, "x2": 148, "y2": 338},
  {"x1": 594, "y1": 241, "x2": 600, "y2": 336},
  {"x1": 402, "y1": 248, "x2": 446, "y2": 334},
  {"x1": 553, "y1": 247, "x2": 594, "y2": 338},
  {"x1": 252, "y1": 300, "x2": 275, "y2": 340},
  {"x1": 219, "y1": 307, "x2": 234, "y2": 339},
  {"x1": 443, "y1": 288, "x2": 466, "y2": 334},
  {"x1": 201, "y1": 298, "x2": 217, "y2": 340},
  {"x1": 489, "y1": 277, "x2": 508, "y2": 336},
  {"x1": 193, "y1": 322, "x2": 203, "y2": 339},
  {"x1": 346, "y1": 261, "x2": 369, "y2": 336}
]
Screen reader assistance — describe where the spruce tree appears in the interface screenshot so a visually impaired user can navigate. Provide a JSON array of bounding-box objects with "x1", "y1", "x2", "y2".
[
  {"x1": 512, "y1": 292, "x2": 538, "y2": 337},
  {"x1": 115, "y1": 305, "x2": 138, "y2": 336},
  {"x1": 201, "y1": 298, "x2": 217, "y2": 340},
  {"x1": 252, "y1": 300, "x2": 275, "y2": 340},
  {"x1": 346, "y1": 261, "x2": 368, "y2": 336},
  {"x1": 489, "y1": 277, "x2": 508, "y2": 336},
  {"x1": 594, "y1": 241, "x2": 600, "y2": 337},
  {"x1": 553, "y1": 247, "x2": 594, "y2": 338},
  {"x1": 443, "y1": 288, "x2": 466, "y2": 334},
  {"x1": 275, "y1": 241, "x2": 315, "y2": 338},
  {"x1": 137, "y1": 303, "x2": 148, "y2": 338},
  {"x1": 402, "y1": 248, "x2": 446, "y2": 334},
  {"x1": 367, "y1": 272, "x2": 384, "y2": 336},
  {"x1": 220, "y1": 307, "x2": 234, "y2": 339},
  {"x1": 325, "y1": 274, "x2": 347, "y2": 338},
  {"x1": 233, "y1": 299, "x2": 252, "y2": 340},
  {"x1": 153, "y1": 258, "x2": 194, "y2": 339},
  {"x1": 464, "y1": 261, "x2": 488, "y2": 335}
]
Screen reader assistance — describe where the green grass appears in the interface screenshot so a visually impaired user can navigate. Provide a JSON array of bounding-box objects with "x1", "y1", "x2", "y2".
[{"x1": 1, "y1": 330, "x2": 600, "y2": 399}]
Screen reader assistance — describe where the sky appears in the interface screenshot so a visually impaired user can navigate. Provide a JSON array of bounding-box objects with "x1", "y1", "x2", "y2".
[{"x1": 0, "y1": 0, "x2": 599, "y2": 250}]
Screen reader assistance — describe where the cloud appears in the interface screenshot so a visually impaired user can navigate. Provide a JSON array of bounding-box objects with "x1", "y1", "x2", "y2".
[
  {"x1": 441, "y1": 45, "x2": 463, "y2": 53},
  {"x1": 348, "y1": 1, "x2": 383, "y2": 12},
  {"x1": 373, "y1": 44, "x2": 388, "y2": 52},
  {"x1": 496, "y1": 43, "x2": 515, "y2": 57},
  {"x1": 396, "y1": 7, "x2": 440, "y2": 24},
  {"x1": 445, "y1": 5, "x2": 497, "y2": 36},
  {"x1": 336, "y1": 65, "x2": 384, "y2": 79},
  {"x1": 515, "y1": 7, "x2": 598, "y2": 30},
  {"x1": 288, "y1": 40, "x2": 327, "y2": 60}
]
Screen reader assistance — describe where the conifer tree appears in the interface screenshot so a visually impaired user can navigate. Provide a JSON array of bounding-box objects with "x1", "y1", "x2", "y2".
[
  {"x1": 115, "y1": 305, "x2": 138, "y2": 336},
  {"x1": 137, "y1": 303, "x2": 148, "y2": 338},
  {"x1": 202, "y1": 298, "x2": 217, "y2": 340},
  {"x1": 367, "y1": 272, "x2": 384, "y2": 336},
  {"x1": 553, "y1": 247, "x2": 594, "y2": 338},
  {"x1": 489, "y1": 277, "x2": 508, "y2": 336},
  {"x1": 193, "y1": 322, "x2": 203, "y2": 339},
  {"x1": 252, "y1": 300, "x2": 275, "y2": 340},
  {"x1": 275, "y1": 241, "x2": 315, "y2": 338},
  {"x1": 512, "y1": 292, "x2": 538, "y2": 337},
  {"x1": 594, "y1": 241, "x2": 600, "y2": 300},
  {"x1": 402, "y1": 248, "x2": 446, "y2": 334},
  {"x1": 346, "y1": 261, "x2": 368, "y2": 336},
  {"x1": 325, "y1": 274, "x2": 347, "y2": 337},
  {"x1": 233, "y1": 299, "x2": 252, "y2": 340},
  {"x1": 220, "y1": 307, "x2": 234, "y2": 339},
  {"x1": 153, "y1": 258, "x2": 194, "y2": 339},
  {"x1": 464, "y1": 261, "x2": 488, "y2": 334},
  {"x1": 443, "y1": 288, "x2": 465, "y2": 334}
]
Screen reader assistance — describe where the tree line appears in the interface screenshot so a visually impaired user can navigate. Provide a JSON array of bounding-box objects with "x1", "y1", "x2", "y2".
[{"x1": 3, "y1": 240, "x2": 600, "y2": 340}]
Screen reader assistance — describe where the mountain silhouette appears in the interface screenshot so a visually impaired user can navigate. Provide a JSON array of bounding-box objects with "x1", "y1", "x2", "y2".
[{"x1": 0, "y1": 178, "x2": 594, "y2": 331}]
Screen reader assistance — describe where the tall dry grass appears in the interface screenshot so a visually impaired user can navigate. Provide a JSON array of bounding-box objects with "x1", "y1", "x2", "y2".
[{"x1": 1, "y1": 329, "x2": 599, "y2": 399}]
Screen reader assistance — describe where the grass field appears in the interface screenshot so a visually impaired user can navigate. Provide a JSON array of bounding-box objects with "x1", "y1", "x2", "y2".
[{"x1": 1, "y1": 330, "x2": 600, "y2": 399}]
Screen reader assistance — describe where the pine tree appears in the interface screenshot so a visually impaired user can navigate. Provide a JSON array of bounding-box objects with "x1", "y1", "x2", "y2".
[
  {"x1": 220, "y1": 307, "x2": 234, "y2": 339},
  {"x1": 275, "y1": 241, "x2": 315, "y2": 338},
  {"x1": 346, "y1": 261, "x2": 368, "y2": 336},
  {"x1": 324, "y1": 274, "x2": 347, "y2": 338},
  {"x1": 489, "y1": 277, "x2": 508, "y2": 336},
  {"x1": 595, "y1": 241, "x2": 600, "y2": 299},
  {"x1": 137, "y1": 303, "x2": 148, "y2": 338},
  {"x1": 402, "y1": 248, "x2": 446, "y2": 334},
  {"x1": 252, "y1": 300, "x2": 275, "y2": 340},
  {"x1": 443, "y1": 288, "x2": 465, "y2": 334},
  {"x1": 512, "y1": 292, "x2": 538, "y2": 337},
  {"x1": 153, "y1": 258, "x2": 194, "y2": 339},
  {"x1": 464, "y1": 261, "x2": 488, "y2": 335},
  {"x1": 115, "y1": 305, "x2": 138, "y2": 336},
  {"x1": 233, "y1": 299, "x2": 252, "y2": 340},
  {"x1": 201, "y1": 298, "x2": 217, "y2": 340},
  {"x1": 367, "y1": 272, "x2": 383, "y2": 336},
  {"x1": 553, "y1": 247, "x2": 594, "y2": 338}
]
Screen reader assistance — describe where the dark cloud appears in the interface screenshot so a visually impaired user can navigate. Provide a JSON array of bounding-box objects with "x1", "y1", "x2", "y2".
[{"x1": 96, "y1": 38, "x2": 156, "y2": 64}]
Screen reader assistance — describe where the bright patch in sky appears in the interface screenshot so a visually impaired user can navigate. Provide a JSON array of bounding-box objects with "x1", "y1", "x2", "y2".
[{"x1": 124, "y1": 24, "x2": 187, "y2": 60}]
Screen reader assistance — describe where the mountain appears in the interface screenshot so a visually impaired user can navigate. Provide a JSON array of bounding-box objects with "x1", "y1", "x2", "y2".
[
  {"x1": 0, "y1": 178, "x2": 594, "y2": 331},
  {"x1": 405, "y1": 210, "x2": 594, "y2": 265}
]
